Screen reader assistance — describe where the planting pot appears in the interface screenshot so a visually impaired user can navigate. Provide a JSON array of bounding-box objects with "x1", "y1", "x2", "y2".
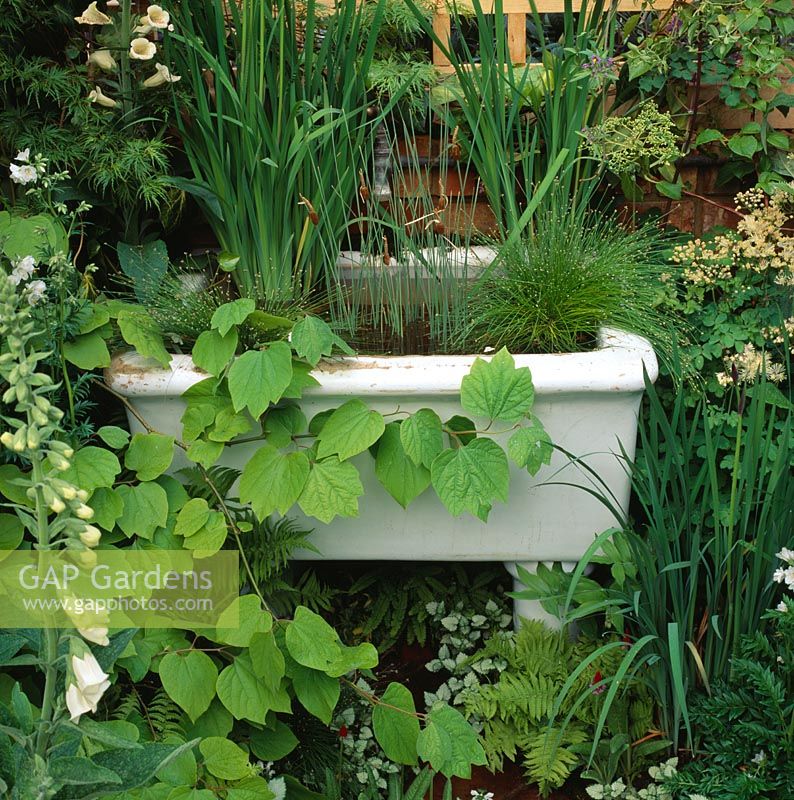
[{"x1": 105, "y1": 327, "x2": 657, "y2": 627}]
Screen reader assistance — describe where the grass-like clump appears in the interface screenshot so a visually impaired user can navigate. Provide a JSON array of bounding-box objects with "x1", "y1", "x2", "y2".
[{"x1": 465, "y1": 202, "x2": 675, "y2": 355}]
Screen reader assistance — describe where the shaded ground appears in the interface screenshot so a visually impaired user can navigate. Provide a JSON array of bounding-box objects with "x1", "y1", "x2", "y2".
[{"x1": 378, "y1": 644, "x2": 589, "y2": 800}]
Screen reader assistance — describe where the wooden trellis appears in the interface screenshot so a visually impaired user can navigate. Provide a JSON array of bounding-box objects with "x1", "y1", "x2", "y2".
[{"x1": 431, "y1": 0, "x2": 677, "y2": 72}]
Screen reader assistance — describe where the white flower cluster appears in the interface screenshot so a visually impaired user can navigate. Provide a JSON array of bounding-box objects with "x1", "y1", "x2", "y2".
[
  {"x1": 715, "y1": 342, "x2": 787, "y2": 387},
  {"x1": 0, "y1": 271, "x2": 108, "y2": 675},
  {"x1": 8, "y1": 148, "x2": 44, "y2": 186},
  {"x1": 75, "y1": 2, "x2": 179, "y2": 109},
  {"x1": 773, "y1": 547, "x2": 794, "y2": 613},
  {"x1": 5, "y1": 254, "x2": 46, "y2": 305}
]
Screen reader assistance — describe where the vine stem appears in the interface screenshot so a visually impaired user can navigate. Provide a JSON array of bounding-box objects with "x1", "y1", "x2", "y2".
[
  {"x1": 341, "y1": 677, "x2": 428, "y2": 721},
  {"x1": 97, "y1": 381, "x2": 435, "y2": 729}
]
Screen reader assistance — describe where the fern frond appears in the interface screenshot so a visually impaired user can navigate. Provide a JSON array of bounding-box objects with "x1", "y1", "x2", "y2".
[
  {"x1": 520, "y1": 726, "x2": 588, "y2": 795},
  {"x1": 146, "y1": 688, "x2": 185, "y2": 741},
  {"x1": 479, "y1": 717, "x2": 519, "y2": 771},
  {"x1": 110, "y1": 689, "x2": 142, "y2": 722},
  {"x1": 239, "y1": 514, "x2": 317, "y2": 597},
  {"x1": 178, "y1": 464, "x2": 240, "y2": 501},
  {"x1": 468, "y1": 671, "x2": 558, "y2": 727}
]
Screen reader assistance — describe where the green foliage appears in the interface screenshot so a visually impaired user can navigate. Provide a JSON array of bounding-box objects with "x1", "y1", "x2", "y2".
[
  {"x1": 176, "y1": 309, "x2": 551, "y2": 523},
  {"x1": 170, "y1": 0, "x2": 386, "y2": 302},
  {"x1": 406, "y1": 0, "x2": 605, "y2": 233},
  {"x1": 656, "y1": 188, "x2": 793, "y2": 403},
  {"x1": 159, "y1": 652, "x2": 218, "y2": 723},
  {"x1": 111, "y1": 686, "x2": 187, "y2": 743},
  {"x1": 630, "y1": 0, "x2": 794, "y2": 189},
  {"x1": 367, "y1": 57, "x2": 437, "y2": 123},
  {"x1": 666, "y1": 603, "x2": 794, "y2": 800},
  {"x1": 582, "y1": 102, "x2": 682, "y2": 199},
  {"x1": 463, "y1": 621, "x2": 658, "y2": 796},
  {"x1": 238, "y1": 514, "x2": 318, "y2": 603},
  {"x1": 372, "y1": 683, "x2": 421, "y2": 765},
  {"x1": 327, "y1": 119, "x2": 477, "y2": 356},
  {"x1": 525, "y1": 374, "x2": 794, "y2": 750},
  {"x1": 0, "y1": 6, "x2": 179, "y2": 244},
  {"x1": 339, "y1": 564, "x2": 505, "y2": 653},
  {"x1": 466, "y1": 200, "x2": 676, "y2": 356},
  {"x1": 322, "y1": 765, "x2": 436, "y2": 800}
]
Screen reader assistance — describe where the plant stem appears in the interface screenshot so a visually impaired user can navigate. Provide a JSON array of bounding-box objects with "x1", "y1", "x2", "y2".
[
  {"x1": 31, "y1": 448, "x2": 58, "y2": 759},
  {"x1": 119, "y1": 0, "x2": 133, "y2": 117},
  {"x1": 722, "y1": 405, "x2": 743, "y2": 672}
]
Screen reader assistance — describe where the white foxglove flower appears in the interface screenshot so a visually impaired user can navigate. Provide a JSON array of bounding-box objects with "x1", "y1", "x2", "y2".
[
  {"x1": 142, "y1": 4, "x2": 170, "y2": 28},
  {"x1": 74, "y1": 2, "x2": 112, "y2": 25},
  {"x1": 26, "y1": 279, "x2": 46, "y2": 305},
  {"x1": 78, "y1": 626, "x2": 110, "y2": 646},
  {"x1": 143, "y1": 62, "x2": 181, "y2": 87},
  {"x1": 88, "y1": 85, "x2": 117, "y2": 108},
  {"x1": 9, "y1": 163, "x2": 37, "y2": 185},
  {"x1": 77, "y1": 549, "x2": 97, "y2": 569},
  {"x1": 88, "y1": 49, "x2": 117, "y2": 71},
  {"x1": 66, "y1": 651, "x2": 110, "y2": 721},
  {"x1": 79, "y1": 525, "x2": 102, "y2": 548},
  {"x1": 14, "y1": 148, "x2": 30, "y2": 163},
  {"x1": 129, "y1": 37, "x2": 157, "y2": 60},
  {"x1": 778, "y1": 601, "x2": 789, "y2": 613}
]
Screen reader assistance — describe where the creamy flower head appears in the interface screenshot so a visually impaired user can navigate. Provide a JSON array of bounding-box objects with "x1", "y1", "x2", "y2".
[
  {"x1": 88, "y1": 85, "x2": 117, "y2": 108},
  {"x1": 142, "y1": 4, "x2": 170, "y2": 28},
  {"x1": 75, "y1": 1, "x2": 112, "y2": 25},
  {"x1": 78, "y1": 626, "x2": 110, "y2": 646},
  {"x1": 143, "y1": 62, "x2": 181, "y2": 87},
  {"x1": 27, "y1": 279, "x2": 46, "y2": 305},
  {"x1": 130, "y1": 37, "x2": 157, "y2": 60},
  {"x1": 66, "y1": 651, "x2": 110, "y2": 721},
  {"x1": 9, "y1": 162, "x2": 37, "y2": 185},
  {"x1": 88, "y1": 49, "x2": 117, "y2": 71}
]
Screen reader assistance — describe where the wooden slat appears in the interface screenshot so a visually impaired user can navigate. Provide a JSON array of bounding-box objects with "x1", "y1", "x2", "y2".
[
  {"x1": 431, "y1": 0, "x2": 680, "y2": 70},
  {"x1": 432, "y1": 12, "x2": 452, "y2": 69},
  {"x1": 506, "y1": 12, "x2": 526, "y2": 64},
  {"x1": 436, "y1": 0, "x2": 675, "y2": 11}
]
